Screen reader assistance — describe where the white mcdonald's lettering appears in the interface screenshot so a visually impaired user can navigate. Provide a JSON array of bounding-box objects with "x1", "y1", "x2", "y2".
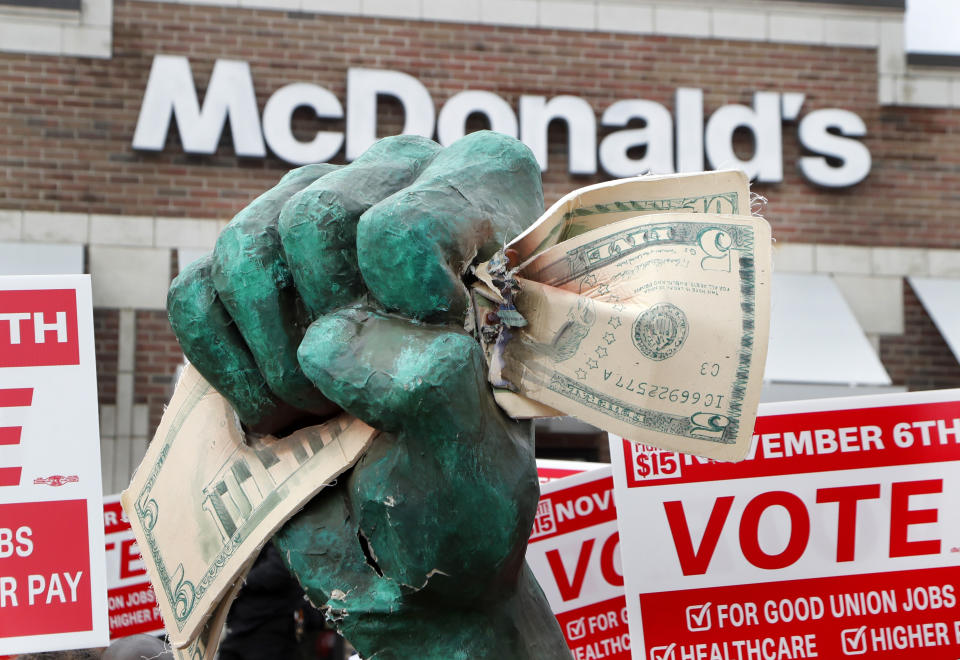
[{"x1": 132, "y1": 56, "x2": 871, "y2": 187}]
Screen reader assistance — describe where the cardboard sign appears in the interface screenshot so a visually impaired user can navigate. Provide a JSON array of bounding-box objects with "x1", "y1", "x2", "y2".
[
  {"x1": 528, "y1": 466, "x2": 630, "y2": 659},
  {"x1": 537, "y1": 458, "x2": 608, "y2": 484},
  {"x1": 103, "y1": 494, "x2": 164, "y2": 639},
  {"x1": 610, "y1": 389, "x2": 960, "y2": 660},
  {"x1": 0, "y1": 275, "x2": 108, "y2": 654}
]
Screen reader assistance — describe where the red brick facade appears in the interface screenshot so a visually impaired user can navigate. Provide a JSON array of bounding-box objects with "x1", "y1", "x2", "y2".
[
  {"x1": 3, "y1": 1, "x2": 960, "y2": 437},
  {"x1": 880, "y1": 281, "x2": 960, "y2": 391},
  {"x1": 134, "y1": 309, "x2": 182, "y2": 433},
  {"x1": 3, "y1": 2, "x2": 959, "y2": 246},
  {"x1": 93, "y1": 308, "x2": 119, "y2": 404}
]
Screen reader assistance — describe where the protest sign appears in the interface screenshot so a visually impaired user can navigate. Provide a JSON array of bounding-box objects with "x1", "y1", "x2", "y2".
[
  {"x1": 537, "y1": 458, "x2": 607, "y2": 484},
  {"x1": 103, "y1": 494, "x2": 164, "y2": 639},
  {"x1": 0, "y1": 275, "x2": 108, "y2": 654},
  {"x1": 611, "y1": 389, "x2": 960, "y2": 660},
  {"x1": 527, "y1": 466, "x2": 629, "y2": 660}
]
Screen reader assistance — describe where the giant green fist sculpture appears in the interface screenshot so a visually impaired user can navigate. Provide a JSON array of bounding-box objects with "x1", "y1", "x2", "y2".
[{"x1": 166, "y1": 131, "x2": 572, "y2": 659}]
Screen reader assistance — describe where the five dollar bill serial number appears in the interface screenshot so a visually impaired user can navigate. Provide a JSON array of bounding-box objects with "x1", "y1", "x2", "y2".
[{"x1": 610, "y1": 377, "x2": 726, "y2": 409}]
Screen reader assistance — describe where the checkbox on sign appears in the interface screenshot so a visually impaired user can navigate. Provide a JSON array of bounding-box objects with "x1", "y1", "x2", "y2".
[
  {"x1": 649, "y1": 643, "x2": 676, "y2": 660},
  {"x1": 841, "y1": 626, "x2": 868, "y2": 655},
  {"x1": 565, "y1": 617, "x2": 586, "y2": 640},
  {"x1": 685, "y1": 602, "x2": 712, "y2": 631}
]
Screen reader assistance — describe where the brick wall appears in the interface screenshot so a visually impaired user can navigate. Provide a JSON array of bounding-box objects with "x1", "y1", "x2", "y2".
[
  {"x1": 2, "y1": 1, "x2": 959, "y2": 248},
  {"x1": 880, "y1": 281, "x2": 960, "y2": 391},
  {"x1": 94, "y1": 308, "x2": 118, "y2": 406},
  {"x1": 2, "y1": 1, "x2": 960, "y2": 435},
  {"x1": 134, "y1": 310, "x2": 182, "y2": 433}
]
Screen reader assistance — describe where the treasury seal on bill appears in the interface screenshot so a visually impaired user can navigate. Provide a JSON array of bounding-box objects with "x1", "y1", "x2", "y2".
[{"x1": 632, "y1": 303, "x2": 689, "y2": 361}]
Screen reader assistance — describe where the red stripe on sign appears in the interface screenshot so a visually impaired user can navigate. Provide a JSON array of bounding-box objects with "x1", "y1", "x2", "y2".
[
  {"x1": 0, "y1": 388, "x2": 30, "y2": 482},
  {"x1": 539, "y1": 468, "x2": 585, "y2": 481},
  {"x1": 0, "y1": 500, "x2": 92, "y2": 638},
  {"x1": 107, "y1": 582, "x2": 164, "y2": 639},
  {"x1": 639, "y1": 565, "x2": 960, "y2": 660},
  {"x1": 103, "y1": 500, "x2": 131, "y2": 535},
  {"x1": 0, "y1": 467, "x2": 22, "y2": 487},
  {"x1": 0, "y1": 388, "x2": 32, "y2": 407},
  {"x1": 529, "y1": 476, "x2": 616, "y2": 543},
  {"x1": 0, "y1": 289, "x2": 80, "y2": 367},
  {"x1": 0, "y1": 427, "x2": 21, "y2": 445},
  {"x1": 555, "y1": 595, "x2": 630, "y2": 660},
  {"x1": 624, "y1": 399, "x2": 960, "y2": 488}
]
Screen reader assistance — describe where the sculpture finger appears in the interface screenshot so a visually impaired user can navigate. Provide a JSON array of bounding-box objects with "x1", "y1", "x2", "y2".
[
  {"x1": 356, "y1": 130, "x2": 544, "y2": 323},
  {"x1": 210, "y1": 163, "x2": 341, "y2": 417},
  {"x1": 296, "y1": 306, "x2": 494, "y2": 436},
  {"x1": 167, "y1": 255, "x2": 308, "y2": 432},
  {"x1": 278, "y1": 135, "x2": 441, "y2": 319},
  {"x1": 296, "y1": 306, "x2": 542, "y2": 618}
]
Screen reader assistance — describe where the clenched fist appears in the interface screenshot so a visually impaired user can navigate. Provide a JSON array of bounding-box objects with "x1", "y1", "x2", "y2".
[{"x1": 166, "y1": 131, "x2": 571, "y2": 659}]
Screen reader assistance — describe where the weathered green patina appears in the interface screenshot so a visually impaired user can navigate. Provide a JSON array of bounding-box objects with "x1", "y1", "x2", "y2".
[
  {"x1": 167, "y1": 254, "x2": 304, "y2": 432},
  {"x1": 166, "y1": 131, "x2": 571, "y2": 659},
  {"x1": 357, "y1": 132, "x2": 543, "y2": 322},
  {"x1": 279, "y1": 136, "x2": 441, "y2": 318},
  {"x1": 211, "y1": 162, "x2": 340, "y2": 417}
]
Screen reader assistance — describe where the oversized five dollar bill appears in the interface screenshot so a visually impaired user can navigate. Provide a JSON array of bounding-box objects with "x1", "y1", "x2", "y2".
[
  {"x1": 121, "y1": 365, "x2": 377, "y2": 655},
  {"x1": 474, "y1": 170, "x2": 771, "y2": 461}
]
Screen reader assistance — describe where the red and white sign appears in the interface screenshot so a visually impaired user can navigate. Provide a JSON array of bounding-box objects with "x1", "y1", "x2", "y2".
[
  {"x1": 0, "y1": 275, "x2": 108, "y2": 654},
  {"x1": 611, "y1": 389, "x2": 960, "y2": 660},
  {"x1": 528, "y1": 466, "x2": 630, "y2": 659},
  {"x1": 0, "y1": 288, "x2": 81, "y2": 369},
  {"x1": 537, "y1": 458, "x2": 608, "y2": 484},
  {"x1": 103, "y1": 494, "x2": 164, "y2": 639}
]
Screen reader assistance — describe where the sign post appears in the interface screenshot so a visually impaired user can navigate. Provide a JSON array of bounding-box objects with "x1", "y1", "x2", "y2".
[
  {"x1": 0, "y1": 275, "x2": 109, "y2": 654},
  {"x1": 611, "y1": 390, "x2": 960, "y2": 660}
]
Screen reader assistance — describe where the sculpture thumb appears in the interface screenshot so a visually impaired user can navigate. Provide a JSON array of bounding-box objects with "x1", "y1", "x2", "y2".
[{"x1": 356, "y1": 130, "x2": 544, "y2": 323}]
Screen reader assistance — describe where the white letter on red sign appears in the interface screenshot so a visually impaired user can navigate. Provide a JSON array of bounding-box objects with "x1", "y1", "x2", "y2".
[
  {"x1": 33, "y1": 311, "x2": 67, "y2": 344},
  {"x1": 0, "y1": 313, "x2": 30, "y2": 344}
]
